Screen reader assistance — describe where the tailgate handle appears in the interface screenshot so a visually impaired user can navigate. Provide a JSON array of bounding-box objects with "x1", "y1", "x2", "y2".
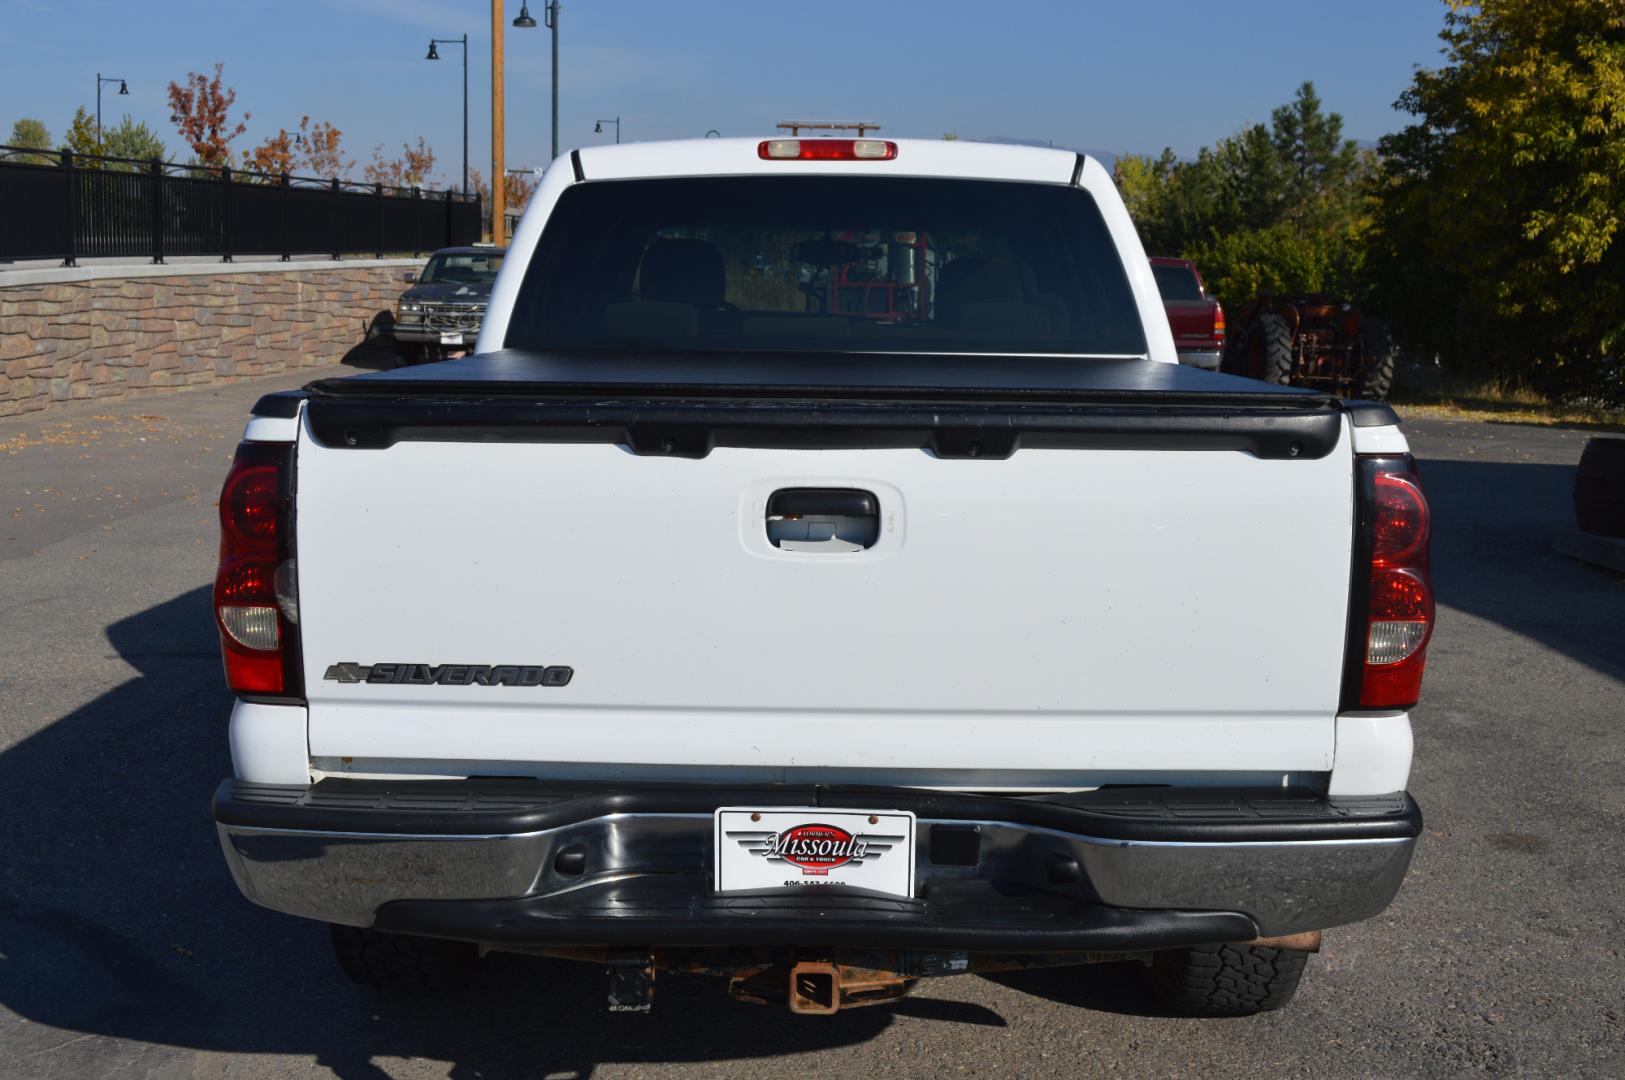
[{"x1": 766, "y1": 488, "x2": 879, "y2": 552}]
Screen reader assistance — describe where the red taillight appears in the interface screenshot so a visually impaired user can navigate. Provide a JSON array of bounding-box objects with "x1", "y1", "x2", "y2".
[
  {"x1": 1353, "y1": 457, "x2": 1433, "y2": 708},
  {"x1": 757, "y1": 138, "x2": 898, "y2": 161},
  {"x1": 226, "y1": 464, "x2": 280, "y2": 542},
  {"x1": 1371, "y1": 470, "x2": 1428, "y2": 566},
  {"x1": 1212, "y1": 301, "x2": 1226, "y2": 346},
  {"x1": 215, "y1": 441, "x2": 300, "y2": 698}
]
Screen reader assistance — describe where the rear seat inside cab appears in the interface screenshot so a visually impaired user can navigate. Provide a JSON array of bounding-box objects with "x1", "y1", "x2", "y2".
[
  {"x1": 602, "y1": 238, "x2": 731, "y2": 338},
  {"x1": 935, "y1": 256, "x2": 1060, "y2": 339},
  {"x1": 601, "y1": 243, "x2": 1069, "y2": 343}
]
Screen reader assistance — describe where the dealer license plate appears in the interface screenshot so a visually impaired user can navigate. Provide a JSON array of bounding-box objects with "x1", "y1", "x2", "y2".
[
  {"x1": 439, "y1": 331, "x2": 464, "y2": 345},
  {"x1": 713, "y1": 808, "x2": 916, "y2": 897}
]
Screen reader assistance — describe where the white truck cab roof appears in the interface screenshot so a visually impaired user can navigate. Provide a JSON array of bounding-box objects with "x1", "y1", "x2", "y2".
[
  {"x1": 483, "y1": 138, "x2": 1177, "y2": 364},
  {"x1": 574, "y1": 136, "x2": 1088, "y2": 184}
]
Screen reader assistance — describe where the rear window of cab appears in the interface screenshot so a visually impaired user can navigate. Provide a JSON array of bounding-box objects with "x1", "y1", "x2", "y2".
[
  {"x1": 1152, "y1": 263, "x2": 1203, "y2": 302},
  {"x1": 505, "y1": 176, "x2": 1148, "y2": 356}
]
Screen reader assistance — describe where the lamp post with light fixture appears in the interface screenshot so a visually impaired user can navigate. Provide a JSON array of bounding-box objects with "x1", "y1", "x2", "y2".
[
  {"x1": 95, "y1": 73, "x2": 129, "y2": 147},
  {"x1": 545, "y1": 1, "x2": 560, "y2": 161},
  {"x1": 513, "y1": 0, "x2": 560, "y2": 161},
  {"x1": 425, "y1": 34, "x2": 469, "y2": 194},
  {"x1": 594, "y1": 117, "x2": 619, "y2": 144}
]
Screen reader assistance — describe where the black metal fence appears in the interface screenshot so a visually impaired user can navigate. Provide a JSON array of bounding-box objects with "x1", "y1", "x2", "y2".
[{"x1": 0, "y1": 147, "x2": 482, "y2": 266}]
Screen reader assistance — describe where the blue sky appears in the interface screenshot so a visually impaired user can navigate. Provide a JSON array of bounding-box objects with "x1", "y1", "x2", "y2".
[{"x1": 4, "y1": 0, "x2": 1451, "y2": 186}]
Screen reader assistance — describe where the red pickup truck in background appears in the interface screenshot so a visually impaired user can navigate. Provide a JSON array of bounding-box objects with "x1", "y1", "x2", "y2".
[{"x1": 1150, "y1": 257, "x2": 1225, "y2": 370}]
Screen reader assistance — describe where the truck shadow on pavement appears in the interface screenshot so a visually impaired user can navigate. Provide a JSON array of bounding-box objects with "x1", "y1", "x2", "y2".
[
  {"x1": 0, "y1": 586, "x2": 1005, "y2": 1079},
  {"x1": 980, "y1": 963, "x2": 1169, "y2": 1016},
  {"x1": 1415, "y1": 458, "x2": 1625, "y2": 685},
  {"x1": 338, "y1": 312, "x2": 404, "y2": 371}
]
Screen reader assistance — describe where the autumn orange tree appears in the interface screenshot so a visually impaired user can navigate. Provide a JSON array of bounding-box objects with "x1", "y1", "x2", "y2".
[
  {"x1": 241, "y1": 116, "x2": 352, "y2": 179},
  {"x1": 299, "y1": 118, "x2": 351, "y2": 178},
  {"x1": 167, "y1": 63, "x2": 248, "y2": 167},
  {"x1": 240, "y1": 128, "x2": 295, "y2": 176},
  {"x1": 364, "y1": 137, "x2": 436, "y2": 188},
  {"x1": 468, "y1": 167, "x2": 536, "y2": 211},
  {"x1": 506, "y1": 169, "x2": 538, "y2": 212}
]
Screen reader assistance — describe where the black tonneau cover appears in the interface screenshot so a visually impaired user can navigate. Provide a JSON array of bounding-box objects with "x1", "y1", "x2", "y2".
[
  {"x1": 312, "y1": 349, "x2": 1325, "y2": 402},
  {"x1": 294, "y1": 349, "x2": 1369, "y2": 460}
]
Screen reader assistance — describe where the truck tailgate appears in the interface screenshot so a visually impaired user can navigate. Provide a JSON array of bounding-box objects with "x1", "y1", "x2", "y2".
[
  {"x1": 1164, "y1": 299, "x2": 1217, "y2": 341},
  {"x1": 294, "y1": 357, "x2": 1354, "y2": 787}
]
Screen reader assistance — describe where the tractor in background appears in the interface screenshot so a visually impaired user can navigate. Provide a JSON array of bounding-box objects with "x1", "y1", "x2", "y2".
[{"x1": 1221, "y1": 295, "x2": 1396, "y2": 400}]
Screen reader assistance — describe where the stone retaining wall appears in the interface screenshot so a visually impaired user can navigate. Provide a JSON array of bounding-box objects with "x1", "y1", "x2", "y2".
[{"x1": 0, "y1": 260, "x2": 417, "y2": 417}]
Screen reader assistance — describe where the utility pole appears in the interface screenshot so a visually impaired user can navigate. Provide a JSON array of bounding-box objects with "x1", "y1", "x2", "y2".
[{"x1": 491, "y1": 0, "x2": 505, "y2": 244}]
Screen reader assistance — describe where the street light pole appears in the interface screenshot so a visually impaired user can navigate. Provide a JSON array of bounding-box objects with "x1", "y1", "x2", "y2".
[
  {"x1": 594, "y1": 118, "x2": 620, "y2": 144},
  {"x1": 545, "y1": 1, "x2": 560, "y2": 162},
  {"x1": 425, "y1": 35, "x2": 469, "y2": 194},
  {"x1": 462, "y1": 32, "x2": 469, "y2": 196},
  {"x1": 95, "y1": 73, "x2": 129, "y2": 148}
]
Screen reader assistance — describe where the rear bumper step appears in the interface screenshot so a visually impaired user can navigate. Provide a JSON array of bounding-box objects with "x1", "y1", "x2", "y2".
[
  {"x1": 375, "y1": 879, "x2": 1258, "y2": 953},
  {"x1": 213, "y1": 779, "x2": 1420, "y2": 944}
]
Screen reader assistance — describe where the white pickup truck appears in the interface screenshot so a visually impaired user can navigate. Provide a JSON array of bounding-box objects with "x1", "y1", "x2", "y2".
[{"x1": 211, "y1": 137, "x2": 1431, "y2": 1016}]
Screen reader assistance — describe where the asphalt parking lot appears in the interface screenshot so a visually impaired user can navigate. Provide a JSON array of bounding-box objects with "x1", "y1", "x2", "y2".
[{"x1": 1, "y1": 372, "x2": 1621, "y2": 1080}]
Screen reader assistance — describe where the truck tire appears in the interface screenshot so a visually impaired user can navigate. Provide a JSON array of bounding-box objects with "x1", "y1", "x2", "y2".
[
  {"x1": 329, "y1": 924, "x2": 479, "y2": 991},
  {"x1": 1575, "y1": 437, "x2": 1625, "y2": 537},
  {"x1": 1357, "y1": 318, "x2": 1396, "y2": 401},
  {"x1": 1146, "y1": 943, "x2": 1309, "y2": 1016},
  {"x1": 1246, "y1": 313, "x2": 1294, "y2": 385}
]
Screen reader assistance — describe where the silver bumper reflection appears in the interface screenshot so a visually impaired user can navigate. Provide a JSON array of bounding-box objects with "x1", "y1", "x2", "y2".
[{"x1": 218, "y1": 812, "x2": 1413, "y2": 938}]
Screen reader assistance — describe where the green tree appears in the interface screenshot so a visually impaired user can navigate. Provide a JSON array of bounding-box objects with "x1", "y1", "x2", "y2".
[
  {"x1": 63, "y1": 106, "x2": 101, "y2": 158},
  {"x1": 1268, "y1": 82, "x2": 1361, "y2": 232},
  {"x1": 1371, "y1": 0, "x2": 1625, "y2": 398},
  {"x1": 1113, "y1": 81, "x2": 1373, "y2": 310},
  {"x1": 1191, "y1": 220, "x2": 1369, "y2": 311},
  {"x1": 5, "y1": 118, "x2": 53, "y2": 162},
  {"x1": 101, "y1": 115, "x2": 167, "y2": 164},
  {"x1": 1218, "y1": 122, "x2": 1286, "y2": 231},
  {"x1": 1112, "y1": 149, "x2": 1177, "y2": 251}
]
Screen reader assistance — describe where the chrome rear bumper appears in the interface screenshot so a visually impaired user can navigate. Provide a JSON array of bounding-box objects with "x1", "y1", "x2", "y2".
[
  {"x1": 391, "y1": 323, "x2": 479, "y2": 343},
  {"x1": 214, "y1": 780, "x2": 1418, "y2": 945}
]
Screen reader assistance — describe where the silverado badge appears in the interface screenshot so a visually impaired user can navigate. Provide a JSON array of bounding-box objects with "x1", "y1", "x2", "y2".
[{"x1": 323, "y1": 663, "x2": 573, "y2": 687}]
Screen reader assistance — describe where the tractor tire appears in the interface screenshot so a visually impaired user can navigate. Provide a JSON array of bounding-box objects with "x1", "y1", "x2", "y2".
[
  {"x1": 329, "y1": 924, "x2": 479, "y2": 992},
  {"x1": 1146, "y1": 942, "x2": 1310, "y2": 1016},
  {"x1": 1357, "y1": 318, "x2": 1397, "y2": 401},
  {"x1": 1574, "y1": 437, "x2": 1625, "y2": 537},
  {"x1": 1220, "y1": 326, "x2": 1248, "y2": 376},
  {"x1": 1246, "y1": 313, "x2": 1294, "y2": 385}
]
